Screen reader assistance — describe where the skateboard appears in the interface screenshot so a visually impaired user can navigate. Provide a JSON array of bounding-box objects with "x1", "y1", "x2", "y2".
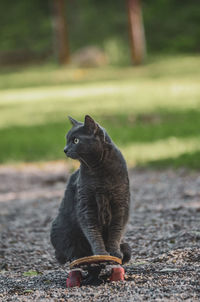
[{"x1": 66, "y1": 255, "x2": 125, "y2": 287}]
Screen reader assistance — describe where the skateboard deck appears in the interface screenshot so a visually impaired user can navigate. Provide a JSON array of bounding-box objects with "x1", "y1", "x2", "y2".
[
  {"x1": 66, "y1": 255, "x2": 125, "y2": 287},
  {"x1": 70, "y1": 254, "x2": 122, "y2": 268}
]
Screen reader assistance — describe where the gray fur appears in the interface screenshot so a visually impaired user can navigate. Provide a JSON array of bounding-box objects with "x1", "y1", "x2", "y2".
[{"x1": 50, "y1": 115, "x2": 131, "y2": 264}]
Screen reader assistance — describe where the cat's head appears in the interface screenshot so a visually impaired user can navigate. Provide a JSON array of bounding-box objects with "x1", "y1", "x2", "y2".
[{"x1": 64, "y1": 115, "x2": 110, "y2": 165}]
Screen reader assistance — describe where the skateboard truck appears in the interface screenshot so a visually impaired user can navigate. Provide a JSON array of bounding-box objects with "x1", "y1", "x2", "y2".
[{"x1": 66, "y1": 255, "x2": 125, "y2": 288}]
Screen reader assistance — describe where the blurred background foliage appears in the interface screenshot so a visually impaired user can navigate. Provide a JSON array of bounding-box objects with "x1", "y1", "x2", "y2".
[
  {"x1": 0, "y1": 0, "x2": 199, "y2": 169},
  {"x1": 0, "y1": 0, "x2": 199, "y2": 65}
]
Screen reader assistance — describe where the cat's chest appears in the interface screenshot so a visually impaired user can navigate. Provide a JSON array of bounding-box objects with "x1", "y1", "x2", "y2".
[
  {"x1": 93, "y1": 171, "x2": 122, "y2": 187},
  {"x1": 78, "y1": 169, "x2": 128, "y2": 200}
]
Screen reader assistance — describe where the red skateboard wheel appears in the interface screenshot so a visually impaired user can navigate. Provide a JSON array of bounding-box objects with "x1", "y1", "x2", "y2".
[
  {"x1": 66, "y1": 270, "x2": 82, "y2": 287},
  {"x1": 110, "y1": 267, "x2": 125, "y2": 282}
]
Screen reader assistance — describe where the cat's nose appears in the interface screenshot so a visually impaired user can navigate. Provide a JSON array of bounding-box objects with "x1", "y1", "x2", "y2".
[{"x1": 64, "y1": 146, "x2": 68, "y2": 154}]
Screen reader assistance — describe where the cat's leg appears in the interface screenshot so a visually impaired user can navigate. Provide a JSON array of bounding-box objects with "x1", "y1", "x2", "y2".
[
  {"x1": 79, "y1": 221, "x2": 109, "y2": 256},
  {"x1": 105, "y1": 207, "x2": 129, "y2": 259},
  {"x1": 105, "y1": 222, "x2": 124, "y2": 259},
  {"x1": 77, "y1": 200, "x2": 109, "y2": 256}
]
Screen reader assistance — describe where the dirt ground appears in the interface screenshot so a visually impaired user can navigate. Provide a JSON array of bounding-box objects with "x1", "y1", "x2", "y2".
[{"x1": 0, "y1": 162, "x2": 200, "y2": 301}]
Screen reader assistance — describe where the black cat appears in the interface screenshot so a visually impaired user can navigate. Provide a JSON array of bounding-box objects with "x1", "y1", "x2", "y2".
[{"x1": 50, "y1": 115, "x2": 131, "y2": 264}]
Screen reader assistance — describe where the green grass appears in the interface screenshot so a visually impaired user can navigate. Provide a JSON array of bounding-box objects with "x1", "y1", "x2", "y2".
[{"x1": 0, "y1": 55, "x2": 200, "y2": 169}]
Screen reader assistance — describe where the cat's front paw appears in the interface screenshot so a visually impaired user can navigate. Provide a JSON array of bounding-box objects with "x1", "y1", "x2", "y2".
[{"x1": 108, "y1": 249, "x2": 123, "y2": 260}]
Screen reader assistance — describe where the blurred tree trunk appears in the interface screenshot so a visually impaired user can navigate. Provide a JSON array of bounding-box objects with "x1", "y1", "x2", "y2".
[
  {"x1": 52, "y1": 0, "x2": 70, "y2": 64},
  {"x1": 127, "y1": 0, "x2": 146, "y2": 65}
]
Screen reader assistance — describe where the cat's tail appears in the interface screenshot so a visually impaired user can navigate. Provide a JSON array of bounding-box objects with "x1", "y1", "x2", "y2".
[{"x1": 120, "y1": 242, "x2": 131, "y2": 264}]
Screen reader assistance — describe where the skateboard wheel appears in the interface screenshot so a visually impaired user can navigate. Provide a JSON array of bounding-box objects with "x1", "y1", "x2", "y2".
[
  {"x1": 110, "y1": 267, "x2": 125, "y2": 282},
  {"x1": 66, "y1": 270, "x2": 82, "y2": 288}
]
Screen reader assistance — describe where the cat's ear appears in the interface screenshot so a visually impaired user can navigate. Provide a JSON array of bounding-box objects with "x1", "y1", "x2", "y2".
[
  {"x1": 68, "y1": 116, "x2": 80, "y2": 127},
  {"x1": 84, "y1": 115, "x2": 98, "y2": 133}
]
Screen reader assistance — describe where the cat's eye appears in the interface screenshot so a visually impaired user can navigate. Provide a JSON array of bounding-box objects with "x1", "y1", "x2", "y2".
[{"x1": 73, "y1": 138, "x2": 79, "y2": 144}]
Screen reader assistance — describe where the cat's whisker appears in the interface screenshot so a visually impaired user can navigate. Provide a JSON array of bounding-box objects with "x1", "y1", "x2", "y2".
[
  {"x1": 99, "y1": 150, "x2": 104, "y2": 163},
  {"x1": 79, "y1": 156, "x2": 91, "y2": 169}
]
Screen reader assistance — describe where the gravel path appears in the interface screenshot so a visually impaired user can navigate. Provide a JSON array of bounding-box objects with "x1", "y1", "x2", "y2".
[{"x1": 0, "y1": 162, "x2": 200, "y2": 301}]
